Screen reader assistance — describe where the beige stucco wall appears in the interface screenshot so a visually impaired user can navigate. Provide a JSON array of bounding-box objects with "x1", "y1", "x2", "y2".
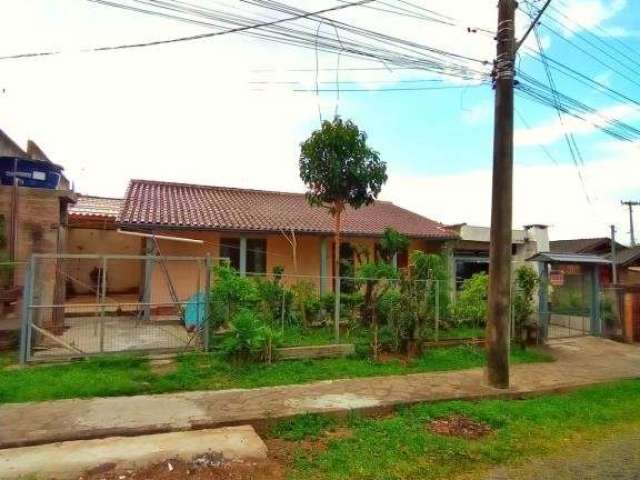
[
  {"x1": 65, "y1": 228, "x2": 143, "y2": 294},
  {"x1": 146, "y1": 231, "x2": 447, "y2": 305}
]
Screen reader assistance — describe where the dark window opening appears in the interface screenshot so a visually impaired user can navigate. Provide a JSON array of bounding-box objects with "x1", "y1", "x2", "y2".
[
  {"x1": 247, "y1": 238, "x2": 267, "y2": 274},
  {"x1": 455, "y1": 260, "x2": 489, "y2": 290},
  {"x1": 220, "y1": 238, "x2": 241, "y2": 270},
  {"x1": 220, "y1": 237, "x2": 267, "y2": 274},
  {"x1": 397, "y1": 248, "x2": 409, "y2": 269}
]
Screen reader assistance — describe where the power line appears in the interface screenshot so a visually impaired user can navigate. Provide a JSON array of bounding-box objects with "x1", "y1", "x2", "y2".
[{"x1": 0, "y1": 0, "x2": 377, "y2": 59}]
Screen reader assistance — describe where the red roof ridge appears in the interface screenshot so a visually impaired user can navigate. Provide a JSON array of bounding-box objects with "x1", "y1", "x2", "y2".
[{"x1": 128, "y1": 178, "x2": 396, "y2": 205}]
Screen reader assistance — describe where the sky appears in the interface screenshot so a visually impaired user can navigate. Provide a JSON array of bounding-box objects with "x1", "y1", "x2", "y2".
[{"x1": 0, "y1": 0, "x2": 639, "y2": 243}]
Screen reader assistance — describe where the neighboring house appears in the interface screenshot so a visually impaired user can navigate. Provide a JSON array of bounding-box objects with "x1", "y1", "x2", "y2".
[
  {"x1": 548, "y1": 237, "x2": 640, "y2": 287},
  {"x1": 612, "y1": 246, "x2": 640, "y2": 285},
  {"x1": 0, "y1": 128, "x2": 76, "y2": 336},
  {"x1": 446, "y1": 223, "x2": 550, "y2": 290},
  {"x1": 550, "y1": 237, "x2": 625, "y2": 257},
  {"x1": 116, "y1": 179, "x2": 457, "y2": 304}
]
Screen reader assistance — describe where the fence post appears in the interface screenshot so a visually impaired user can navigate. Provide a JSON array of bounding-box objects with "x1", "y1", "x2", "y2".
[
  {"x1": 19, "y1": 258, "x2": 34, "y2": 363},
  {"x1": 435, "y1": 280, "x2": 440, "y2": 343},
  {"x1": 203, "y1": 255, "x2": 212, "y2": 352},
  {"x1": 281, "y1": 288, "x2": 286, "y2": 333},
  {"x1": 334, "y1": 274, "x2": 340, "y2": 343},
  {"x1": 99, "y1": 256, "x2": 107, "y2": 353}
]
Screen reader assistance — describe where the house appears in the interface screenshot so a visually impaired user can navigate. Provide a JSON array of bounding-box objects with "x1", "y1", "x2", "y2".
[
  {"x1": 0, "y1": 128, "x2": 76, "y2": 340},
  {"x1": 113, "y1": 179, "x2": 458, "y2": 304},
  {"x1": 446, "y1": 223, "x2": 549, "y2": 290},
  {"x1": 550, "y1": 237, "x2": 625, "y2": 257},
  {"x1": 548, "y1": 237, "x2": 640, "y2": 287}
]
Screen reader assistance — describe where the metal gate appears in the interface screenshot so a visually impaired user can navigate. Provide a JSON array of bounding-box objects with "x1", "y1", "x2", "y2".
[{"x1": 19, "y1": 254, "x2": 211, "y2": 362}]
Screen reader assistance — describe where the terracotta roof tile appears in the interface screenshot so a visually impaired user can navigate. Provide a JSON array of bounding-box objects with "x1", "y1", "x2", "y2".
[
  {"x1": 550, "y1": 238, "x2": 620, "y2": 254},
  {"x1": 118, "y1": 179, "x2": 456, "y2": 239},
  {"x1": 70, "y1": 195, "x2": 123, "y2": 219}
]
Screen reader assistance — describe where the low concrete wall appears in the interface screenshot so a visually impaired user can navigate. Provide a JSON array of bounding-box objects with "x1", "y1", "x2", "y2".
[
  {"x1": 550, "y1": 313, "x2": 590, "y2": 332},
  {"x1": 276, "y1": 343, "x2": 355, "y2": 360}
]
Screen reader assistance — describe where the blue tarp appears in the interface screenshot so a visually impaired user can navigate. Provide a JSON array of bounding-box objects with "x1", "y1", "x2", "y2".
[{"x1": 184, "y1": 292, "x2": 207, "y2": 329}]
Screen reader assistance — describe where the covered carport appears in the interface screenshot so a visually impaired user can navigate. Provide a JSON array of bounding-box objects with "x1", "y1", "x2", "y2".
[{"x1": 528, "y1": 252, "x2": 611, "y2": 341}]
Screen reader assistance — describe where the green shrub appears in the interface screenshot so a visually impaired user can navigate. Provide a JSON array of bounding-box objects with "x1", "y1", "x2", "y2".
[
  {"x1": 512, "y1": 265, "x2": 539, "y2": 348},
  {"x1": 209, "y1": 264, "x2": 259, "y2": 327},
  {"x1": 291, "y1": 281, "x2": 321, "y2": 326},
  {"x1": 220, "y1": 310, "x2": 268, "y2": 362},
  {"x1": 452, "y1": 272, "x2": 489, "y2": 326},
  {"x1": 254, "y1": 275, "x2": 292, "y2": 325}
]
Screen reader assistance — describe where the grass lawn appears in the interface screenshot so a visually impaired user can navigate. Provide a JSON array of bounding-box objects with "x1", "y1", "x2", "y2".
[
  {"x1": 0, "y1": 345, "x2": 552, "y2": 404},
  {"x1": 267, "y1": 380, "x2": 640, "y2": 480},
  {"x1": 425, "y1": 325, "x2": 485, "y2": 341}
]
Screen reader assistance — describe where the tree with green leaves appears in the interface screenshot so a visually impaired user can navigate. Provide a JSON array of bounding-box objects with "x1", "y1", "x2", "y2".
[
  {"x1": 358, "y1": 261, "x2": 397, "y2": 360},
  {"x1": 378, "y1": 227, "x2": 410, "y2": 264},
  {"x1": 299, "y1": 117, "x2": 387, "y2": 339}
]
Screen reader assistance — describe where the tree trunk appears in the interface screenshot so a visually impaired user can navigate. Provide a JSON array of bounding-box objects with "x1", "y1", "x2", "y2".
[
  {"x1": 333, "y1": 203, "x2": 343, "y2": 342},
  {"x1": 372, "y1": 311, "x2": 379, "y2": 362}
]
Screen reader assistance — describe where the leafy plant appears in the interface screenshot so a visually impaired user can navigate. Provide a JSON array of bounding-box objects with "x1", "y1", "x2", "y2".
[
  {"x1": 376, "y1": 288, "x2": 405, "y2": 352},
  {"x1": 210, "y1": 264, "x2": 259, "y2": 328},
  {"x1": 220, "y1": 310, "x2": 277, "y2": 362},
  {"x1": 291, "y1": 281, "x2": 321, "y2": 327},
  {"x1": 452, "y1": 272, "x2": 489, "y2": 327},
  {"x1": 358, "y1": 261, "x2": 398, "y2": 360},
  {"x1": 378, "y1": 227, "x2": 410, "y2": 263},
  {"x1": 300, "y1": 117, "x2": 387, "y2": 334},
  {"x1": 254, "y1": 275, "x2": 291, "y2": 325},
  {"x1": 512, "y1": 265, "x2": 539, "y2": 349}
]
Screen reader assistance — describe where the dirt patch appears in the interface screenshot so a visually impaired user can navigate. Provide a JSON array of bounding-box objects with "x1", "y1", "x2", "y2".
[
  {"x1": 81, "y1": 457, "x2": 284, "y2": 480},
  {"x1": 149, "y1": 358, "x2": 177, "y2": 375},
  {"x1": 377, "y1": 351, "x2": 412, "y2": 366},
  {"x1": 266, "y1": 427, "x2": 353, "y2": 465},
  {"x1": 429, "y1": 415, "x2": 493, "y2": 440}
]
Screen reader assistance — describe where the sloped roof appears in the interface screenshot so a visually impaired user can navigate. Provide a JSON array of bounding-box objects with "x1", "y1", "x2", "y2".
[
  {"x1": 549, "y1": 237, "x2": 619, "y2": 254},
  {"x1": 527, "y1": 252, "x2": 611, "y2": 265},
  {"x1": 69, "y1": 195, "x2": 123, "y2": 219},
  {"x1": 118, "y1": 179, "x2": 456, "y2": 239},
  {"x1": 614, "y1": 245, "x2": 640, "y2": 266}
]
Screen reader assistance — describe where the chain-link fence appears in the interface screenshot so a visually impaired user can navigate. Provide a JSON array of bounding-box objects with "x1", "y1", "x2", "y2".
[{"x1": 20, "y1": 254, "x2": 214, "y2": 362}]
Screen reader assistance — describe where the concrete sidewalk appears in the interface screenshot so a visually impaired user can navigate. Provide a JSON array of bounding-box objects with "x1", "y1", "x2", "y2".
[{"x1": 1, "y1": 337, "x2": 639, "y2": 449}]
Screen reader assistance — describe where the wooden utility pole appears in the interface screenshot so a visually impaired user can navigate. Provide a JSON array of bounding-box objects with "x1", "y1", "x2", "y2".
[
  {"x1": 611, "y1": 225, "x2": 618, "y2": 284},
  {"x1": 486, "y1": 0, "x2": 517, "y2": 389},
  {"x1": 621, "y1": 200, "x2": 639, "y2": 246}
]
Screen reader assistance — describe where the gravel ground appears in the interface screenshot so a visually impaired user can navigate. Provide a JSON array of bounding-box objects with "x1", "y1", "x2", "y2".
[{"x1": 485, "y1": 429, "x2": 640, "y2": 480}]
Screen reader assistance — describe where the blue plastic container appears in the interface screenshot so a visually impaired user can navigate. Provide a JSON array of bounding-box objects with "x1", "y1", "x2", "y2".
[{"x1": 0, "y1": 156, "x2": 63, "y2": 189}]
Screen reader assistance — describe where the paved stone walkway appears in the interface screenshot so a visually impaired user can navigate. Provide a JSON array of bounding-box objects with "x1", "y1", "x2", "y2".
[{"x1": 1, "y1": 337, "x2": 639, "y2": 449}]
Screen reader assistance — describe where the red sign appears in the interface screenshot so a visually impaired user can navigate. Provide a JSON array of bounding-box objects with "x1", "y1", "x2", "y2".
[{"x1": 550, "y1": 270, "x2": 564, "y2": 286}]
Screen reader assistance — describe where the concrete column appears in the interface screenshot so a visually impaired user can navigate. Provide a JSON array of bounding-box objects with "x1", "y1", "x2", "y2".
[
  {"x1": 591, "y1": 265, "x2": 601, "y2": 336},
  {"x1": 320, "y1": 237, "x2": 328, "y2": 295},
  {"x1": 239, "y1": 236, "x2": 247, "y2": 276},
  {"x1": 538, "y1": 261, "x2": 549, "y2": 342},
  {"x1": 142, "y1": 238, "x2": 156, "y2": 321}
]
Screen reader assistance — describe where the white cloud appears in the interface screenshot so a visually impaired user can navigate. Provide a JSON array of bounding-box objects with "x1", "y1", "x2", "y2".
[
  {"x1": 383, "y1": 141, "x2": 640, "y2": 244},
  {"x1": 462, "y1": 101, "x2": 492, "y2": 125},
  {"x1": 514, "y1": 104, "x2": 638, "y2": 147},
  {"x1": 560, "y1": 0, "x2": 627, "y2": 32}
]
